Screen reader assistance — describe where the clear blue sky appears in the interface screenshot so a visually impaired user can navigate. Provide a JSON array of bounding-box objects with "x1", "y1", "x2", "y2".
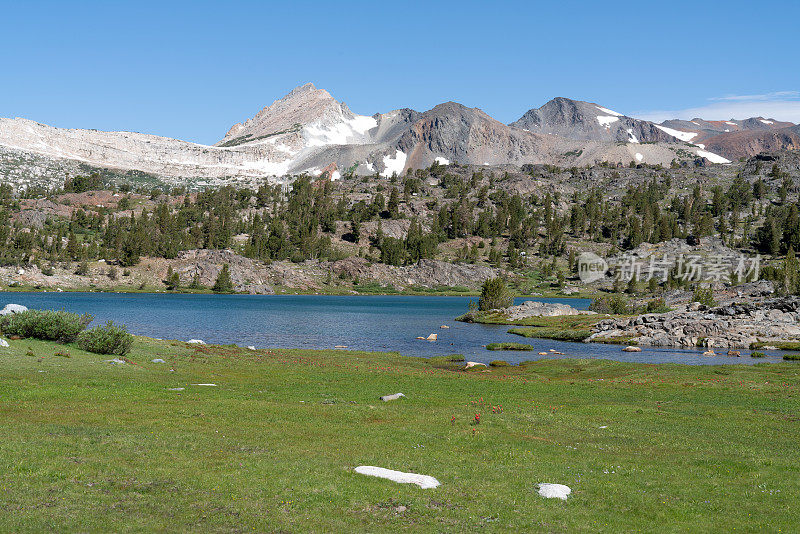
[{"x1": 2, "y1": 0, "x2": 798, "y2": 144}]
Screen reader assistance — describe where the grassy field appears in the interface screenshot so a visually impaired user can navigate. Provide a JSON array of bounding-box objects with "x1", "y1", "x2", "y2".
[{"x1": 1, "y1": 337, "x2": 799, "y2": 532}]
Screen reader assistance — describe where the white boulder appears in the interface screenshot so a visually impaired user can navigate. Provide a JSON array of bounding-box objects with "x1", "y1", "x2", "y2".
[
  {"x1": 187, "y1": 339, "x2": 205, "y2": 344},
  {"x1": 0, "y1": 338, "x2": 9, "y2": 347},
  {"x1": 537, "y1": 483, "x2": 571, "y2": 500}
]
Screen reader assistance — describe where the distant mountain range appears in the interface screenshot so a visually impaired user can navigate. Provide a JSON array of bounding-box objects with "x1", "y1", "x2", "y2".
[{"x1": 0, "y1": 83, "x2": 797, "y2": 189}]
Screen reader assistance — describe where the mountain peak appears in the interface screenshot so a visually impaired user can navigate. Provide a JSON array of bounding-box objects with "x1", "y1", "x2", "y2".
[
  {"x1": 217, "y1": 83, "x2": 346, "y2": 146},
  {"x1": 290, "y1": 82, "x2": 317, "y2": 94}
]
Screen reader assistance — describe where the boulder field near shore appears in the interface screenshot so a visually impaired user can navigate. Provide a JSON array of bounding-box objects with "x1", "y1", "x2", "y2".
[
  {"x1": 591, "y1": 296, "x2": 800, "y2": 349},
  {"x1": 461, "y1": 280, "x2": 800, "y2": 350}
]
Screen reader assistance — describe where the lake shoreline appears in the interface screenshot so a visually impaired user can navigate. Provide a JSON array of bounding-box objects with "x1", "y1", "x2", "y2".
[{"x1": 2, "y1": 292, "x2": 789, "y2": 365}]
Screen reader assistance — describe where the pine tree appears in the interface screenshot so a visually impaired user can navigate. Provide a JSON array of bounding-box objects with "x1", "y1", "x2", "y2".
[
  {"x1": 165, "y1": 266, "x2": 180, "y2": 290},
  {"x1": 212, "y1": 264, "x2": 234, "y2": 293}
]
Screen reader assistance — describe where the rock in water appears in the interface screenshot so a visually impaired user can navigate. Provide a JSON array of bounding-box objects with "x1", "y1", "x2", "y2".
[
  {"x1": 622, "y1": 346, "x2": 642, "y2": 352},
  {"x1": 380, "y1": 393, "x2": 405, "y2": 402},
  {"x1": 0, "y1": 304, "x2": 28, "y2": 315},
  {"x1": 537, "y1": 483, "x2": 571, "y2": 500},
  {"x1": 354, "y1": 466, "x2": 440, "y2": 489},
  {"x1": 426, "y1": 333, "x2": 438, "y2": 341}
]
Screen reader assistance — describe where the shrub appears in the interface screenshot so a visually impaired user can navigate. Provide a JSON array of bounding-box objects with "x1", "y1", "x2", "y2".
[
  {"x1": 0, "y1": 310, "x2": 92, "y2": 342},
  {"x1": 429, "y1": 354, "x2": 465, "y2": 370},
  {"x1": 750, "y1": 351, "x2": 766, "y2": 358},
  {"x1": 489, "y1": 360, "x2": 511, "y2": 367},
  {"x1": 486, "y1": 342, "x2": 533, "y2": 351},
  {"x1": 692, "y1": 285, "x2": 717, "y2": 307},
  {"x1": 75, "y1": 261, "x2": 90, "y2": 276},
  {"x1": 478, "y1": 278, "x2": 514, "y2": 311},
  {"x1": 783, "y1": 354, "x2": 800, "y2": 361},
  {"x1": 644, "y1": 298, "x2": 671, "y2": 314},
  {"x1": 77, "y1": 321, "x2": 133, "y2": 355},
  {"x1": 590, "y1": 293, "x2": 632, "y2": 315}
]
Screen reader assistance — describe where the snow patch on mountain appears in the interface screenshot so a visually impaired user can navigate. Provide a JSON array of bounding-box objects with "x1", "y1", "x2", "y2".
[
  {"x1": 381, "y1": 150, "x2": 407, "y2": 177},
  {"x1": 654, "y1": 124, "x2": 698, "y2": 142},
  {"x1": 596, "y1": 105, "x2": 623, "y2": 117},
  {"x1": 597, "y1": 116, "x2": 619, "y2": 129},
  {"x1": 304, "y1": 114, "x2": 377, "y2": 147},
  {"x1": 696, "y1": 149, "x2": 731, "y2": 164}
]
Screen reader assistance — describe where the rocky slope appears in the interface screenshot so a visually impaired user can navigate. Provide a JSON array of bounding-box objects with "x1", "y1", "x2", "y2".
[
  {"x1": 1, "y1": 249, "x2": 499, "y2": 294},
  {"x1": 658, "y1": 117, "x2": 798, "y2": 160}
]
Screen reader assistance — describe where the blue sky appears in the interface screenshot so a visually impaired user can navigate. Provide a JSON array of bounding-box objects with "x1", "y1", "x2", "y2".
[{"x1": 1, "y1": 0, "x2": 798, "y2": 144}]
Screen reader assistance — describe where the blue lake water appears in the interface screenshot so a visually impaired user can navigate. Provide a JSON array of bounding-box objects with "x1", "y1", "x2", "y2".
[{"x1": 0, "y1": 292, "x2": 790, "y2": 365}]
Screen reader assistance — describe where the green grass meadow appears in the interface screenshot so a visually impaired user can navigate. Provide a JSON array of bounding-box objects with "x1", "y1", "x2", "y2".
[{"x1": 1, "y1": 337, "x2": 799, "y2": 532}]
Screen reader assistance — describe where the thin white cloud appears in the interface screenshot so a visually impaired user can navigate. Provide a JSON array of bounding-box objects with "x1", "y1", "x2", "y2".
[
  {"x1": 709, "y1": 91, "x2": 799, "y2": 102},
  {"x1": 634, "y1": 92, "x2": 800, "y2": 124}
]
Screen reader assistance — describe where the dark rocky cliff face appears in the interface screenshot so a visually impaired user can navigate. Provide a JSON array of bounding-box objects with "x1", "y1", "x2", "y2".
[{"x1": 511, "y1": 97, "x2": 675, "y2": 143}]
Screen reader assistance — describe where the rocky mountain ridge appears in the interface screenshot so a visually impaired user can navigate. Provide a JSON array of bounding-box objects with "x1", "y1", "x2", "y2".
[{"x1": 1, "y1": 83, "x2": 796, "y2": 190}]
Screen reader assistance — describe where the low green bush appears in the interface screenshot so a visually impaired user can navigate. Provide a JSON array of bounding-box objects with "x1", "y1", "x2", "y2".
[
  {"x1": 0, "y1": 310, "x2": 92, "y2": 342},
  {"x1": 428, "y1": 354, "x2": 465, "y2": 370},
  {"x1": 783, "y1": 354, "x2": 800, "y2": 361},
  {"x1": 750, "y1": 351, "x2": 766, "y2": 358},
  {"x1": 489, "y1": 360, "x2": 511, "y2": 367},
  {"x1": 590, "y1": 294, "x2": 632, "y2": 315},
  {"x1": 77, "y1": 321, "x2": 134, "y2": 355},
  {"x1": 486, "y1": 342, "x2": 533, "y2": 351}
]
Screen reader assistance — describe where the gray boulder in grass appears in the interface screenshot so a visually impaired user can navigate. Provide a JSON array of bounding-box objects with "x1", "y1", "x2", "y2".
[
  {"x1": 0, "y1": 304, "x2": 28, "y2": 315},
  {"x1": 380, "y1": 393, "x2": 405, "y2": 402}
]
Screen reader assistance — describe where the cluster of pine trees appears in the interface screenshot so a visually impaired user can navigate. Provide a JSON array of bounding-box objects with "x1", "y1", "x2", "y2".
[{"x1": 0, "y1": 162, "x2": 796, "y2": 276}]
